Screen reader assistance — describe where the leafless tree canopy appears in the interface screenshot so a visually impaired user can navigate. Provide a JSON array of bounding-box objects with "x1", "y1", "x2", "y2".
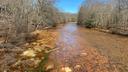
[
  {"x1": 0, "y1": 0, "x2": 77, "y2": 41},
  {"x1": 78, "y1": 0, "x2": 128, "y2": 35}
]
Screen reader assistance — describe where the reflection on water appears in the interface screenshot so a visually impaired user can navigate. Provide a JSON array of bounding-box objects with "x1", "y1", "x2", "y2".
[
  {"x1": 58, "y1": 23, "x2": 78, "y2": 47},
  {"x1": 51, "y1": 22, "x2": 128, "y2": 72},
  {"x1": 63, "y1": 23, "x2": 78, "y2": 33}
]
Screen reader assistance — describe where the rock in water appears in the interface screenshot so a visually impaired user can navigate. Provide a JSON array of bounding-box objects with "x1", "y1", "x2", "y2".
[
  {"x1": 61, "y1": 67, "x2": 72, "y2": 72},
  {"x1": 22, "y1": 49, "x2": 36, "y2": 57},
  {"x1": 46, "y1": 64, "x2": 54, "y2": 71}
]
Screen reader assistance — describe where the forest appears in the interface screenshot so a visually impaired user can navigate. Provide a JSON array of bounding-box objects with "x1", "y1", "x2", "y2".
[
  {"x1": 0, "y1": 0, "x2": 128, "y2": 72},
  {"x1": 78, "y1": 0, "x2": 128, "y2": 35}
]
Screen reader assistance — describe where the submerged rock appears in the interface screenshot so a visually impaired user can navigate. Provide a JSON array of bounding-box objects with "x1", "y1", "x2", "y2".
[
  {"x1": 46, "y1": 64, "x2": 54, "y2": 71},
  {"x1": 61, "y1": 67, "x2": 72, "y2": 72},
  {"x1": 22, "y1": 49, "x2": 36, "y2": 57}
]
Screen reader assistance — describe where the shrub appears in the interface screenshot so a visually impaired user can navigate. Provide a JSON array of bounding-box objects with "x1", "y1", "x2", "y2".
[{"x1": 83, "y1": 19, "x2": 95, "y2": 28}]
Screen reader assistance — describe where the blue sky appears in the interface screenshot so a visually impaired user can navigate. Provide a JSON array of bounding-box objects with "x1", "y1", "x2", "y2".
[{"x1": 55, "y1": 0, "x2": 84, "y2": 13}]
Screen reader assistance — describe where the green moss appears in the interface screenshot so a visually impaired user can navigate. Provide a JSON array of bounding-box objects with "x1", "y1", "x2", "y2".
[{"x1": 27, "y1": 52, "x2": 51, "y2": 72}]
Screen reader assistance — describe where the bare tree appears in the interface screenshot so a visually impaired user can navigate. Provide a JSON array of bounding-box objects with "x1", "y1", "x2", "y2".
[{"x1": 78, "y1": 0, "x2": 128, "y2": 35}]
